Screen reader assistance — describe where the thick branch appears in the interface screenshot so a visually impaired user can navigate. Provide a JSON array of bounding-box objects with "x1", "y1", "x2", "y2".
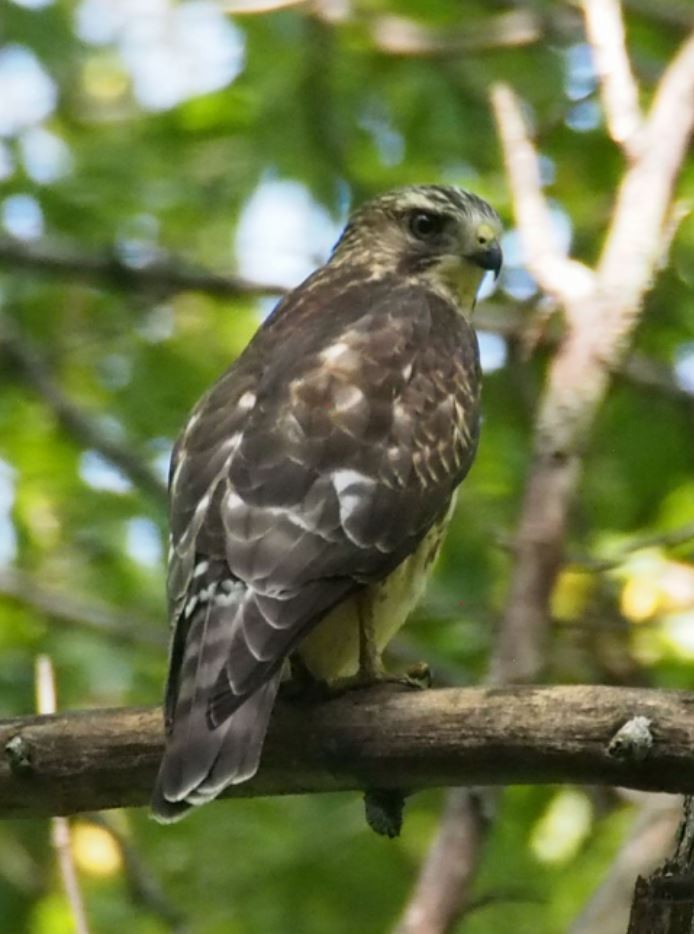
[
  {"x1": 391, "y1": 22, "x2": 694, "y2": 932},
  {"x1": 627, "y1": 796, "x2": 694, "y2": 932},
  {"x1": 571, "y1": 795, "x2": 682, "y2": 934},
  {"x1": 2, "y1": 685, "x2": 694, "y2": 819},
  {"x1": 490, "y1": 27, "x2": 694, "y2": 683},
  {"x1": 597, "y1": 30, "x2": 694, "y2": 315}
]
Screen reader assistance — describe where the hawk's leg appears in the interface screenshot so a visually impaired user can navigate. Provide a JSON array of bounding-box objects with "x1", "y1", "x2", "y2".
[
  {"x1": 357, "y1": 593, "x2": 383, "y2": 682},
  {"x1": 329, "y1": 596, "x2": 432, "y2": 693},
  {"x1": 358, "y1": 597, "x2": 432, "y2": 687}
]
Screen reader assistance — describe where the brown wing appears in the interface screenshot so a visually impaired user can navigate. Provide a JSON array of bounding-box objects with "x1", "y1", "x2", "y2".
[{"x1": 152, "y1": 268, "x2": 480, "y2": 820}]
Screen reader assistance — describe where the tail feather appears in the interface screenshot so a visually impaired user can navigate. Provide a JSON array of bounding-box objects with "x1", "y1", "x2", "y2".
[
  {"x1": 151, "y1": 591, "x2": 281, "y2": 824},
  {"x1": 191, "y1": 671, "x2": 281, "y2": 801},
  {"x1": 151, "y1": 564, "x2": 350, "y2": 823},
  {"x1": 155, "y1": 599, "x2": 229, "y2": 804}
]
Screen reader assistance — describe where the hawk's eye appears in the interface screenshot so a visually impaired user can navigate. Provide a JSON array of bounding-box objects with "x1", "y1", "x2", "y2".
[{"x1": 408, "y1": 211, "x2": 445, "y2": 240}]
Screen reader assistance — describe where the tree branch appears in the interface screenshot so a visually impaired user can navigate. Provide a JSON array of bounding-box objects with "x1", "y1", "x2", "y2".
[
  {"x1": 583, "y1": 0, "x2": 643, "y2": 158},
  {"x1": 597, "y1": 29, "x2": 694, "y2": 318},
  {"x1": 570, "y1": 794, "x2": 682, "y2": 934},
  {"x1": 0, "y1": 315, "x2": 167, "y2": 504},
  {"x1": 2, "y1": 685, "x2": 694, "y2": 819},
  {"x1": 35, "y1": 656, "x2": 91, "y2": 934},
  {"x1": 0, "y1": 568, "x2": 165, "y2": 649},
  {"x1": 0, "y1": 236, "x2": 286, "y2": 299},
  {"x1": 2, "y1": 239, "x2": 690, "y2": 410},
  {"x1": 4, "y1": 233, "x2": 691, "y2": 398},
  {"x1": 394, "y1": 788, "x2": 489, "y2": 934},
  {"x1": 402, "y1": 18, "x2": 694, "y2": 931},
  {"x1": 366, "y1": 10, "x2": 544, "y2": 58},
  {"x1": 627, "y1": 796, "x2": 694, "y2": 932},
  {"x1": 490, "y1": 85, "x2": 595, "y2": 305},
  {"x1": 85, "y1": 814, "x2": 187, "y2": 933},
  {"x1": 489, "y1": 24, "x2": 694, "y2": 684}
]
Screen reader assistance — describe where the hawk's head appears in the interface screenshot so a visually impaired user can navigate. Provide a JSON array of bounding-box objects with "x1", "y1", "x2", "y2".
[{"x1": 331, "y1": 184, "x2": 502, "y2": 309}]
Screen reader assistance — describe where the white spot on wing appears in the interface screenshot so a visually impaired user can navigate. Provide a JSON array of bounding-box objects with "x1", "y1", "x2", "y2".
[
  {"x1": 393, "y1": 401, "x2": 410, "y2": 423},
  {"x1": 269, "y1": 505, "x2": 316, "y2": 533},
  {"x1": 170, "y1": 453, "x2": 185, "y2": 492},
  {"x1": 224, "y1": 491, "x2": 245, "y2": 510},
  {"x1": 333, "y1": 385, "x2": 365, "y2": 412},
  {"x1": 214, "y1": 588, "x2": 243, "y2": 607},
  {"x1": 332, "y1": 469, "x2": 371, "y2": 493},
  {"x1": 193, "y1": 560, "x2": 209, "y2": 578},
  {"x1": 198, "y1": 583, "x2": 217, "y2": 602},
  {"x1": 237, "y1": 391, "x2": 256, "y2": 410},
  {"x1": 221, "y1": 432, "x2": 242, "y2": 454},
  {"x1": 320, "y1": 341, "x2": 350, "y2": 363},
  {"x1": 332, "y1": 469, "x2": 374, "y2": 524},
  {"x1": 188, "y1": 492, "x2": 211, "y2": 532}
]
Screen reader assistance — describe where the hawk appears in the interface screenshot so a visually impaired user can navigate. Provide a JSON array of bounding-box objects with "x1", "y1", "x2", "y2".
[{"x1": 151, "y1": 185, "x2": 502, "y2": 822}]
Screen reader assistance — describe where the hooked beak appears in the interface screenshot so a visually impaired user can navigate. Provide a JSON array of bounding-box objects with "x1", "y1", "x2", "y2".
[{"x1": 469, "y1": 241, "x2": 502, "y2": 280}]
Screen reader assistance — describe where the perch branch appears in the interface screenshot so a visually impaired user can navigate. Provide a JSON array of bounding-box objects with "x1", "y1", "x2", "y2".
[{"x1": 2, "y1": 685, "x2": 694, "y2": 819}]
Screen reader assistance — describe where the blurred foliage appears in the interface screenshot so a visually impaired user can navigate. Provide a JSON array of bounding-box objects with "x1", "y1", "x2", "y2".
[{"x1": 0, "y1": 0, "x2": 693, "y2": 932}]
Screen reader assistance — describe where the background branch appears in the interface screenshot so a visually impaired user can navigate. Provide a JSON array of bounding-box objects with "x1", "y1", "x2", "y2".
[
  {"x1": 490, "y1": 25, "x2": 694, "y2": 684},
  {"x1": 570, "y1": 794, "x2": 682, "y2": 934},
  {"x1": 394, "y1": 789, "x2": 489, "y2": 934},
  {"x1": 490, "y1": 84, "x2": 594, "y2": 304},
  {"x1": 627, "y1": 796, "x2": 694, "y2": 932},
  {"x1": 85, "y1": 814, "x2": 188, "y2": 933},
  {"x1": 0, "y1": 315, "x2": 167, "y2": 504},
  {"x1": 2, "y1": 685, "x2": 694, "y2": 819},
  {"x1": 35, "y1": 656, "x2": 90, "y2": 934},
  {"x1": 0, "y1": 236, "x2": 286, "y2": 300},
  {"x1": 4, "y1": 243, "x2": 688, "y2": 408},
  {"x1": 0, "y1": 568, "x2": 165, "y2": 648},
  {"x1": 583, "y1": 0, "x2": 643, "y2": 158},
  {"x1": 400, "y1": 9, "x2": 694, "y2": 932}
]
